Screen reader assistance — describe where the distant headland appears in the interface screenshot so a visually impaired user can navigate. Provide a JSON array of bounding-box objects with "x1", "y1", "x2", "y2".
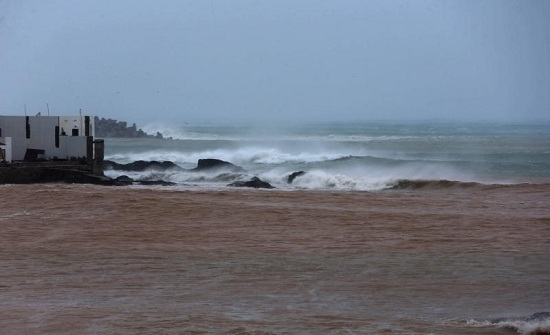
[{"x1": 94, "y1": 117, "x2": 163, "y2": 139}]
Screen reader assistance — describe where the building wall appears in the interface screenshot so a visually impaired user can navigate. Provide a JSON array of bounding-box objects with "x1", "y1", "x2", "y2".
[
  {"x1": 0, "y1": 115, "x2": 94, "y2": 162},
  {"x1": 59, "y1": 116, "x2": 94, "y2": 137},
  {"x1": 0, "y1": 137, "x2": 13, "y2": 162},
  {"x1": 60, "y1": 136, "x2": 88, "y2": 159},
  {"x1": 29, "y1": 116, "x2": 59, "y2": 159},
  {"x1": 0, "y1": 116, "x2": 28, "y2": 161}
]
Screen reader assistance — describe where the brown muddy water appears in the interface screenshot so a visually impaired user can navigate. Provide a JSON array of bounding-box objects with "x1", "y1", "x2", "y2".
[{"x1": 1, "y1": 183, "x2": 549, "y2": 334}]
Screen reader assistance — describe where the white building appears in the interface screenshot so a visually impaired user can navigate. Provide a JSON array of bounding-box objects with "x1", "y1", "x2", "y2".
[{"x1": 0, "y1": 115, "x2": 95, "y2": 163}]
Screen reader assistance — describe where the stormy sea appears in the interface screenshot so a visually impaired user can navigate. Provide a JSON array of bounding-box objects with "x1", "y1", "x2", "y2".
[
  {"x1": 1, "y1": 121, "x2": 549, "y2": 334},
  {"x1": 106, "y1": 121, "x2": 550, "y2": 189}
]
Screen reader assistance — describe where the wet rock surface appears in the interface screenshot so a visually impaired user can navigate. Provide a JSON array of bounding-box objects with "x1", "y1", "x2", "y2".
[
  {"x1": 190, "y1": 158, "x2": 245, "y2": 172},
  {"x1": 227, "y1": 177, "x2": 274, "y2": 189},
  {"x1": 287, "y1": 171, "x2": 306, "y2": 184},
  {"x1": 103, "y1": 160, "x2": 182, "y2": 172}
]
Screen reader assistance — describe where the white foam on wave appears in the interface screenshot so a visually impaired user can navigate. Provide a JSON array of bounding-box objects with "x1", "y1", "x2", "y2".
[
  {"x1": 104, "y1": 167, "x2": 249, "y2": 185},
  {"x1": 106, "y1": 147, "x2": 356, "y2": 167},
  {"x1": 105, "y1": 151, "x2": 195, "y2": 167},
  {"x1": 466, "y1": 318, "x2": 550, "y2": 335},
  {"x1": 257, "y1": 169, "x2": 398, "y2": 191},
  {"x1": 233, "y1": 148, "x2": 350, "y2": 165},
  {"x1": 103, "y1": 155, "x2": 481, "y2": 191},
  {"x1": 141, "y1": 122, "x2": 434, "y2": 143},
  {"x1": 264, "y1": 156, "x2": 485, "y2": 190},
  {"x1": 293, "y1": 170, "x2": 387, "y2": 191},
  {"x1": 326, "y1": 134, "x2": 421, "y2": 142},
  {"x1": 103, "y1": 166, "x2": 394, "y2": 191},
  {"x1": 141, "y1": 122, "x2": 225, "y2": 140}
]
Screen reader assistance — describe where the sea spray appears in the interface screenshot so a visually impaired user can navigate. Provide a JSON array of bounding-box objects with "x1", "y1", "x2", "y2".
[{"x1": 104, "y1": 122, "x2": 550, "y2": 189}]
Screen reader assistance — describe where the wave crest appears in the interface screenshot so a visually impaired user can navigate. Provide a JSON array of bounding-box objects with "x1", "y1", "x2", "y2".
[{"x1": 466, "y1": 317, "x2": 550, "y2": 335}]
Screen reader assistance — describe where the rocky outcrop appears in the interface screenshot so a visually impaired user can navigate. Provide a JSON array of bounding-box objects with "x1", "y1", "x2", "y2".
[
  {"x1": 109, "y1": 175, "x2": 176, "y2": 186},
  {"x1": 1, "y1": 158, "x2": 272, "y2": 188},
  {"x1": 102, "y1": 158, "x2": 276, "y2": 188},
  {"x1": 103, "y1": 160, "x2": 183, "y2": 172},
  {"x1": 102, "y1": 159, "x2": 247, "y2": 187},
  {"x1": 190, "y1": 158, "x2": 245, "y2": 172},
  {"x1": 103, "y1": 159, "x2": 244, "y2": 173},
  {"x1": 227, "y1": 177, "x2": 274, "y2": 189},
  {"x1": 287, "y1": 171, "x2": 306, "y2": 183}
]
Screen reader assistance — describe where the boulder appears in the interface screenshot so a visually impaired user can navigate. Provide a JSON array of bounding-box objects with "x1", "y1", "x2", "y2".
[
  {"x1": 191, "y1": 158, "x2": 245, "y2": 172},
  {"x1": 110, "y1": 175, "x2": 134, "y2": 186},
  {"x1": 104, "y1": 175, "x2": 176, "y2": 186},
  {"x1": 287, "y1": 171, "x2": 306, "y2": 184},
  {"x1": 227, "y1": 177, "x2": 274, "y2": 189}
]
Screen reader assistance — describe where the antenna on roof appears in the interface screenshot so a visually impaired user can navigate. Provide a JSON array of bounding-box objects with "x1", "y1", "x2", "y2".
[
  {"x1": 24, "y1": 104, "x2": 27, "y2": 116},
  {"x1": 46, "y1": 103, "x2": 50, "y2": 116}
]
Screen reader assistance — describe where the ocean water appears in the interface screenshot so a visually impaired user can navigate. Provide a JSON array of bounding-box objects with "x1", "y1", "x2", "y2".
[
  {"x1": 2, "y1": 121, "x2": 549, "y2": 334},
  {"x1": 104, "y1": 121, "x2": 550, "y2": 189},
  {"x1": 1, "y1": 183, "x2": 549, "y2": 334}
]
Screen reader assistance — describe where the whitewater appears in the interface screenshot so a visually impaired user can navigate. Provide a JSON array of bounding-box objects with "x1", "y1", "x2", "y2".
[{"x1": 103, "y1": 121, "x2": 550, "y2": 190}]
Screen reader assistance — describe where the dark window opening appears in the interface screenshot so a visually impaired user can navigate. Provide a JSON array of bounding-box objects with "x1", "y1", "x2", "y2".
[
  {"x1": 55, "y1": 126, "x2": 60, "y2": 148},
  {"x1": 72, "y1": 128, "x2": 79, "y2": 136},
  {"x1": 85, "y1": 116, "x2": 90, "y2": 136},
  {"x1": 26, "y1": 116, "x2": 30, "y2": 138}
]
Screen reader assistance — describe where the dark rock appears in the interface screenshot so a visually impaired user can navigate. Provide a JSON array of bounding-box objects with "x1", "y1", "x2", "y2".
[
  {"x1": 227, "y1": 177, "x2": 274, "y2": 189},
  {"x1": 191, "y1": 158, "x2": 245, "y2": 172},
  {"x1": 490, "y1": 311, "x2": 550, "y2": 326},
  {"x1": 42, "y1": 168, "x2": 113, "y2": 184},
  {"x1": 104, "y1": 175, "x2": 134, "y2": 186},
  {"x1": 104, "y1": 175, "x2": 176, "y2": 186},
  {"x1": 114, "y1": 175, "x2": 134, "y2": 182},
  {"x1": 287, "y1": 171, "x2": 306, "y2": 184},
  {"x1": 103, "y1": 160, "x2": 182, "y2": 172}
]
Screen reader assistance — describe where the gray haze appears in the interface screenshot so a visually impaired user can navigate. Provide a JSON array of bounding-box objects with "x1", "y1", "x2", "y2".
[{"x1": 1, "y1": 0, "x2": 549, "y2": 125}]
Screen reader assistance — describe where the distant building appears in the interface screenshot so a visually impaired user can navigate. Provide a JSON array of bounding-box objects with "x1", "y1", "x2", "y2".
[{"x1": 0, "y1": 115, "x2": 95, "y2": 163}]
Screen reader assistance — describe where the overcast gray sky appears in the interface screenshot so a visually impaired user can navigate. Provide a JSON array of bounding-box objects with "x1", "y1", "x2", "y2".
[{"x1": 1, "y1": 0, "x2": 549, "y2": 124}]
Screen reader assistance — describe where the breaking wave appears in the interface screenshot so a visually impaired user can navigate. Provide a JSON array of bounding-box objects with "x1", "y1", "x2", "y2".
[
  {"x1": 103, "y1": 122, "x2": 549, "y2": 190},
  {"x1": 141, "y1": 122, "x2": 430, "y2": 143},
  {"x1": 465, "y1": 312, "x2": 550, "y2": 335},
  {"x1": 104, "y1": 147, "x2": 497, "y2": 191},
  {"x1": 103, "y1": 161, "x2": 496, "y2": 191},
  {"x1": 105, "y1": 148, "x2": 364, "y2": 167}
]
